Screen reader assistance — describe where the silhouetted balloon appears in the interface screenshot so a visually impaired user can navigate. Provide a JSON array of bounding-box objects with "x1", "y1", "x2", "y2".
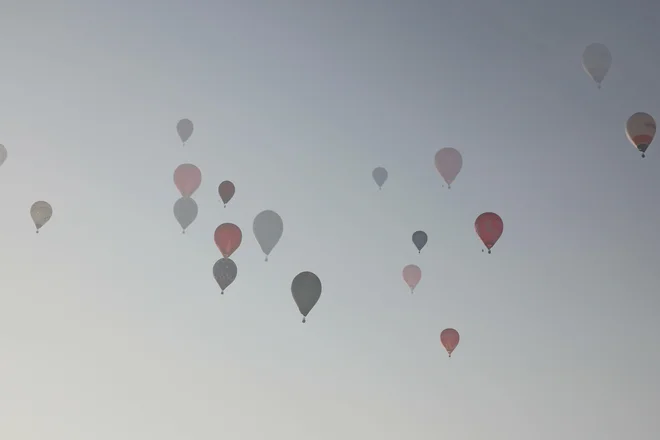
[
  {"x1": 440, "y1": 328, "x2": 460, "y2": 358},
  {"x1": 30, "y1": 201, "x2": 52, "y2": 233},
  {"x1": 253, "y1": 210, "x2": 283, "y2": 261},
  {"x1": 402, "y1": 264, "x2": 422, "y2": 293},
  {"x1": 412, "y1": 231, "x2": 428, "y2": 253},
  {"x1": 434, "y1": 148, "x2": 462, "y2": 189},
  {"x1": 218, "y1": 181, "x2": 235, "y2": 207},
  {"x1": 626, "y1": 112, "x2": 656, "y2": 158},
  {"x1": 582, "y1": 43, "x2": 611, "y2": 89},
  {"x1": 214, "y1": 223, "x2": 242, "y2": 258},
  {"x1": 174, "y1": 164, "x2": 202, "y2": 197},
  {"x1": 0, "y1": 144, "x2": 7, "y2": 167},
  {"x1": 173, "y1": 197, "x2": 198, "y2": 233},
  {"x1": 291, "y1": 271, "x2": 322, "y2": 323},
  {"x1": 213, "y1": 258, "x2": 237, "y2": 294},
  {"x1": 177, "y1": 119, "x2": 194, "y2": 144},
  {"x1": 475, "y1": 212, "x2": 503, "y2": 254},
  {"x1": 372, "y1": 167, "x2": 388, "y2": 189}
]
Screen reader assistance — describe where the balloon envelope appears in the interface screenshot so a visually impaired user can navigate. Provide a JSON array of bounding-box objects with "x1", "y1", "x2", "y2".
[
  {"x1": 30, "y1": 201, "x2": 52, "y2": 231},
  {"x1": 177, "y1": 118, "x2": 194, "y2": 143},
  {"x1": 372, "y1": 167, "x2": 388, "y2": 189},
  {"x1": 291, "y1": 271, "x2": 322, "y2": 322},
  {"x1": 214, "y1": 223, "x2": 242, "y2": 258},
  {"x1": 434, "y1": 148, "x2": 462, "y2": 188},
  {"x1": 582, "y1": 43, "x2": 611, "y2": 87},
  {"x1": 626, "y1": 112, "x2": 656, "y2": 155},
  {"x1": 440, "y1": 328, "x2": 460, "y2": 357},
  {"x1": 412, "y1": 231, "x2": 428, "y2": 253},
  {"x1": 253, "y1": 210, "x2": 283, "y2": 261},
  {"x1": 0, "y1": 144, "x2": 7, "y2": 167},
  {"x1": 475, "y1": 212, "x2": 503, "y2": 252},
  {"x1": 402, "y1": 264, "x2": 422, "y2": 292},
  {"x1": 218, "y1": 181, "x2": 235, "y2": 205},
  {"x1": 173, "y1": 164, "x2": 202, "y2": 197},
  {"x1": 173, "y1": 197, "x2": 198, "y2": 232},
  {"x1": 213, "y1": 258, "x2": 237, "y2": 293}
]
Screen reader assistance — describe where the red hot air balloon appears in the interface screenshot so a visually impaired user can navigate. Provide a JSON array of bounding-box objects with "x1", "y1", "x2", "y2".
[
  {"x1": 218, "y1": 181, "x2": 235, "y2": 207},
  {"x1": 173, "y1": 164, "x2": 202, "y2": 197},
  {"x1": 475, "y1": 212, "x2": 503, "y2": 254},
  {"x1": 214, "y1": 223, "x2": 242, "y2": 258},
  {"x1": 440, "y1": 328, "x2": 460, "y2": 358}
]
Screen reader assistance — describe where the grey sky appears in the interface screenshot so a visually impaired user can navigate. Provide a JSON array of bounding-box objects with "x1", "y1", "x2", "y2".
[{"x1": 1, "y1": 0, "x2": 659, "y2": 438}]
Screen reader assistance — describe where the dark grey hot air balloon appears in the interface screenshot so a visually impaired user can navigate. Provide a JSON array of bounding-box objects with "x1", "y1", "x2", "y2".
[
  {"x1": 30, "y1": 201, "x2": 53, "y2": 233},
  {"x1": 291, "y1": 271, "x2": 322, "y2": 323},
  {"x1": 372, "y1": 167, "x2": 388, "y2": 189},
  {"x1": 412, "y1": 230, "x2": 428, "y2": 253},
  {"x1": 176, "y1": 118, "x2": 194, "y2": 145},
  {"x1": 253, "y1": 210, "x2": 283, "y2": 261},
  {"x1": 213, "y1": 258, "x2": 237, "y2": 294},
  {"x1": 173, "y1": 197, "x2": 198, "y2": 233}
]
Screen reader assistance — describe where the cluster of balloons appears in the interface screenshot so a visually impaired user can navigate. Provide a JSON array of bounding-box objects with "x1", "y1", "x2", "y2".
[
  {"x1": 173, "y1": 120, "x2": 322, "y2": 323},
  {"x1": 582, "y1": 44, "x2": 656, "y2": 157}
]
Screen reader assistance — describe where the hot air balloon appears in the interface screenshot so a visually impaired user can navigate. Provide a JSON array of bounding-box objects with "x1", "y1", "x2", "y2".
[
  {"x1": 475, "y1": 212, "x2": 503, "y2": 254},
  {"x1": 177, "y1": 119, "x2": 194, "y2": 145},
  {"x1": 218, "y1": 181, "x2": 235, "y2": 207},
  {"x1": 402, "y1": 264, "x2": 421, "y2": 293},
  {"x1": 214, "y1": 223, "x2": 242, "y2": 258},
  {"x1": 440, "y1": 328, "x2": 460, "y2": 358},
  {"x1": 253, "y1": 210, "x2": 283, "y2": 261},
  {"x1": 213, "y1": 258, "x2": 237, "y2": 294},
  {"x1": 173, "y1": 164, "x2": 202, "y2": 197},
  {"x1": 291, "y1": 271, "x2": 322, "y2": 323},
  {"x1": 372, "y1": 167, "x2": 388, "y2": 189},
  {"x1": 434, "y1": 148, "x2": 462, "y2": 189},
  {"x1": 173, "y1": 197, "x2": 198, "y2": 233},
  {"x1": 412, "y1": 231, "x2": 428, "y2": 253},
  {"x1": 0, "y1": 144, "x2": 7, "y2": 167},
  {"x1": 626, "y1": 112, "x2": 656, "y2": 158},
  {"x1": 30, "y1": 201, "x2": 52, "y2": 233},
  {"x1": 582, "y1": 43, "x2": 611, "y2": 89}
]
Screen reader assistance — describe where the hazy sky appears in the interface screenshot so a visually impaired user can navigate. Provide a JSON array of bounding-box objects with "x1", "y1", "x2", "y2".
[{"x1": 1, "y1": 1, "x2": 659, "y2": 438}]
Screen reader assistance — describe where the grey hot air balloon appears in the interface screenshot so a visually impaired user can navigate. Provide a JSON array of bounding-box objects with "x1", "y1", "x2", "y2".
[
  {"x1": 213, "y1": 258, "x2": 237, "y2": 294},
  {"x1": 412, "y1": 230, "x2": 428, "y2": 253},
  {"x1": 291, "y1": 271, "x2": 322, "y2": 323},
  {"x1": 30, "y1": 201, "x2": 52, "y2": 233},
  {"x1": 173, "y1": 197, "x2": 198, "y2": 233},
  {"x1": 372, "y1": 167, "x2": 388, "y2": 189},
  {"x1": 253, "y1": 210, "x2": 283, "y2": 261},
  {"x1": 176, "y1": 118, "x2": 194, "y2": 144},
  {"x1": 582, "y1": 43, "x2": 611, "y2": 89},
  {"x1": 0, "y1": 144, "x2": 7, "y2": 167}
]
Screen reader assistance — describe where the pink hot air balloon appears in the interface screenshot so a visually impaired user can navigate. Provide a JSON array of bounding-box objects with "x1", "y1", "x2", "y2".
[
  {"x1": 218, "y1": 181, "x2": 235, "y2": 207},
  {"x1": 440, "y1": 328, "x2": 460, "y2": 358},
  {"x1": 402, "y1": 264, "x2": 422, "y2": 293},
  {"x1": 173, "y1": 164, "x2": 202, "y2": 197},
  {"x1": 214, "y1": 223, "x2": 242, "y2": 258},
  {"x1": 434, "y1": 148, "x2": 463, "y2": 189},
  {"x1": 475, "y1": 212, "x2": 503, "y2": 254}
]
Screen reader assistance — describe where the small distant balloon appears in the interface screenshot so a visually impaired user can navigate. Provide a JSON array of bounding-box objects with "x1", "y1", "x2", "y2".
[
  {"x1": 173, "y1": 197, "x2": 198, "y2": 233},
  {"x1": 218, "y1": 181, "x2": 235, "y2": 207},
  {"x1": 440, "y1": 328, "x2": 460, "y2": 358},
  {"x1": 214, "y1": 223, "x2": 242, "y2": 258},
  {"x1": 372, "y1": 167, "x2": 388, "y2": 189},
  {"x1": 626, "y1": 112, "x2": 656, "y2": 158},
  {"x1": 177, "y1": 119, "x2": 194, "y2": 144},
  {"x1": 213, "y1": 258, "x2": 237, "y2": 294},
  {"x1": 253, "y1": 210, "x2": 283, "y2": 262},
  {"x1": 30, "y1": 201, "x2": 52, "y2": 233},
  {"x1": 402, "y1": 264, "x2": 422, "y2": 293},
  {"x1": 291, "y1": 271, "x2": 322, "y2": 323},
  {"x1": 475, "y1": 212, "x2": 503, "y2": 254},
  {"x1": 412, "y1": 231, "x2": 428, "y2": 253},
  {"x1": 582, "y1": 43, "x2": 611, "y2": 89},
  {"x1": 0, "y1": 144, "x2": 7, "y2": 167},
  {"x1": 434, "y1": 148, "x2": 462, "y2": 189},
  {"x1": 173, "y1": 164, "x2": 202, "y2": 197}
]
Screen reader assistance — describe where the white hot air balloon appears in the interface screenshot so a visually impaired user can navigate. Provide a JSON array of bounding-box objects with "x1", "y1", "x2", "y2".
[
  {"x1": 626, "y1": 112, "x2": 656, "y2": 158},
  {"x1": 582, "y1": 43, "x2": 611, "y2": 89}
]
